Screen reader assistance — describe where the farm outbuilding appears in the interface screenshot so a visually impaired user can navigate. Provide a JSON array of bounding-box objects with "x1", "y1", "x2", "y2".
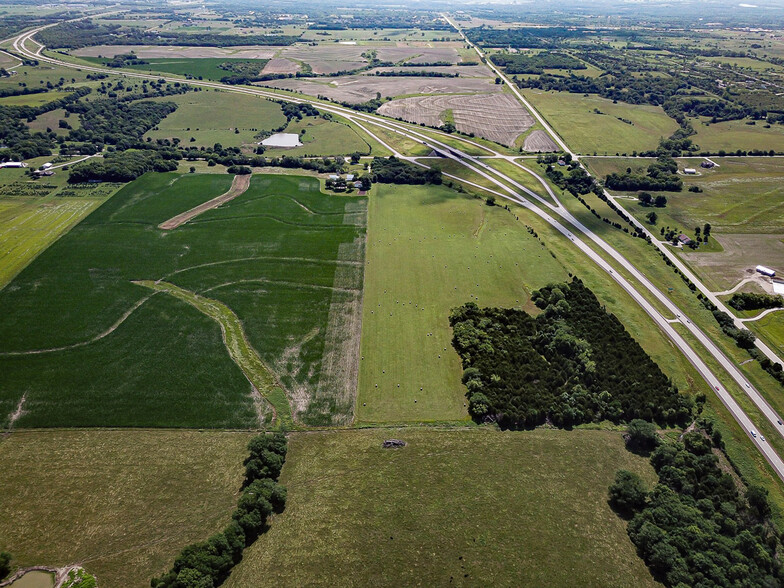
[
  {"x1": 0, "y1": 161, "x2": 27, "y2": 168},
  {"x1": 678, "y1": 234, "x2": 692, "y2": 245},
  {"x1": 684, "y1": 168, "x2": 697, "y2": 175},
  {"x1": 756, "y1": 265, "x2": 776, "y2": 277}
]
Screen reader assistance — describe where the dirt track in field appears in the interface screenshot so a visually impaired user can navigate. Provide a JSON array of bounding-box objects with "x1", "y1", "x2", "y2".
[{"x1": 158, "y1": 174, "x2": 251, "y2": 230}]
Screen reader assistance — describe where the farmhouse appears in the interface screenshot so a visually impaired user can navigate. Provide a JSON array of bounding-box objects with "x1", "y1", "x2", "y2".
[
  {"x1": 678, "y1": 234, "x2": 692, "y2": 245},
  {"x1": 756, "y1": 265, "x2": 776, "y2": 277},
  {"x1": 683, "y1": 168, "x2": 697, "y2": 175}
]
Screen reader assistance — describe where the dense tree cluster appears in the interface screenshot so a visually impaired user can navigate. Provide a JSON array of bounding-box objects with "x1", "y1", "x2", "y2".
[
  {"x1": 68, "y1": 150, "x2": 178, "y2": 183},
  {"x1": 465, "y1": 26, "x2": 589, "y2": 48},
  {"x1": 612, "y1": 429, "x2": 783, "y2": 587},
  {"x1": 449, "y1": 279, "x2": 692, "y2": 428},
  {"x1": 103, "y1": 53, "x2": 149, "y2": 68},
  {"x1": 728, "y1": 292, "x2": 783, "y2": 312},
  {"x1": 152, "y1": 433, "x2": 287, "y2": 588},
  {"x1": 66, "y1": 99, "x2": 178, "y2": 150},
  {"x1": 491, "y1": 51, "x2": 586, "y2": 74},
  {"x1": 712, "y1": 310, "x2": 757, "y2": 350},
  {"x1": 370, "y1": 156, "x2": 442, "y2": 185},
  {"x1": 605, "y1": 155, "x2": 683, "y2": 192},
  {"x1": 38, "y1": 21, "x2": 300, "y2": 49}
]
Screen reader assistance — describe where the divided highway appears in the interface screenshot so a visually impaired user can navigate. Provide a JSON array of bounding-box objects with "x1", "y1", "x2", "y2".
[{"x1": 10, "y1": 20, "x2": 784, "y2": 481}]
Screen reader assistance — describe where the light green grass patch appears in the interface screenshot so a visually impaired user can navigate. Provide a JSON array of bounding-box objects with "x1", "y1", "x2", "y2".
[
  {"x1": 521, "y1": 90, "x2": 679, "y2": 155},
  {"x1": 0, "y1": 90, "x2": 71, "y2": 107},
  {"x1": 692, "y1": 118, "x2": 784, "y2": 153},
  {"x1": 356, "y1": 183, "x2": 569, "y2": 423}
]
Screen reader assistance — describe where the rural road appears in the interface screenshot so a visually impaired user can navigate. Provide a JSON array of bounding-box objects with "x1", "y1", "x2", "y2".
[{"x1": 12, "y1": 18, "x2": 784, "y2": 480}]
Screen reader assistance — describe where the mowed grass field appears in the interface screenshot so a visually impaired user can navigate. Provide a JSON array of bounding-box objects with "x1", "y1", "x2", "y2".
[
  {"x1": 0, "y1": 173, "x2": 366, "y2": 428},
  {"x1": 267, "y1": 116, "x2": 374, "y2": 157},
  {"x1": 0, "y1": 430, "x2": 252, "y2": 587},
  {"x1": 225, "y1": 428, "x2": 658, "y2": 587},
  {"x1": 521, "y1": 90, "x2": 679, "y2": 155},
  {"x1": 356, "y1": 184, "x2": 569, "y2": 423},
  {"x1": 0, "y1": 90, "x2": 72, "y2": 107},
  {"x1": 144, "y1": 90, "x2": 287, "y2": 148}
]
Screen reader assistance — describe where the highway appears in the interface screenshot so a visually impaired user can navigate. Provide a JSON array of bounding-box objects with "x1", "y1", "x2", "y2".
[{"x1": 10, "y1": 20, "x2": 784, "y2": 481}]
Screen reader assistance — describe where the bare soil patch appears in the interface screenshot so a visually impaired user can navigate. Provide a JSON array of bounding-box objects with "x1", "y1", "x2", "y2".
[
  {"x1": 262, "y1": 58, "x2": 299, "y2": 75},
  {"x1": 375, "y1": 46, "x2": 460, "y2": 64},
  {"x1": 259, "y1": 75, "x2": 498, "y2": 104},
  {"x1": 367, "y1": 64, "x2": 492, "y2": 78},
  {"x1": 523, "y1": 129, "x2": 559, "y2": 152},
  {"x1": 378, "y1": 93, "x2": 534, "y2": 146},
  {"x1": 158, "y1": 174, "x2": 251, "y2": 230}
]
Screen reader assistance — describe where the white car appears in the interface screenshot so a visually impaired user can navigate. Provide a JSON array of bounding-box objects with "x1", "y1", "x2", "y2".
[{"x1": 761, "y1": 436, "x2": 766, "y2": 442}]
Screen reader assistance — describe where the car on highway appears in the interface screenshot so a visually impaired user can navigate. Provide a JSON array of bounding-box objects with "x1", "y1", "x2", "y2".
[{"x1": 761, "y1": 435, "x2": 766, "y2": 442}]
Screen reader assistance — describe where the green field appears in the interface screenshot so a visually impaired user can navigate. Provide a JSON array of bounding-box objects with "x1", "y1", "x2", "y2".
[
  {"x1": 0, "y1": 173, "x2": 366, "y2": 428},
  {"x1": 0, "y1": 90, "x2": 72, "y2": 107},
  {"x1": 226, "y1": 428, "x2": 658, "y2": 587},
  {"x1": 356, "y1": 183, "x2": 569, "y2": 423},
  {"x1": 691, "y1": 119, "x2": 784, "y2": 153},
  {"x1": 0, "y1": 430, "x2": 251, "y2": 587},
  {"x1": 0, "y1": 172, "x2": 119, "y2": 290},
  {"x1": 79, "y1": 56, "x2": 269, "y2": 81},
  {"x1": 521, "y1": 90, "x2": 680, "y2": 155},
  {"x1": 144, "y1": 90, "x2": 288, "y2": 148}
]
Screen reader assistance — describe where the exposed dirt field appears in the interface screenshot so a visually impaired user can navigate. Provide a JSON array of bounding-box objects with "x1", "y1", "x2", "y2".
[
  {"x1": 680, "y1": 233, "x2": 784, "y2": 291},
  {"x1": 368, "y1": 64, "x2": 492, "y2": 78},
  {"x1": 258, "y1": 75, "x2": 499, "y2": 103},
  {"x1": 279, "y1": 45, "x2": 367, "y2": 74},
  {"x1": 262, "y1": 57, "x2": 299, "y2": 74},
  {"x1": 523, "y1": 129, "x2": 559, "y2": 152},
  {"x1": 374, "y1": 46, "x2": 461, "y2": 64},
  {"x1": 158, "y1": 174, "x2": 251, "y2": 230},
  {"x1": 377, "y1": 93, "x2": 534, "y2": 146},
  {"x1": 72, "y1": 45, "x2": 281, "y2": 59}
]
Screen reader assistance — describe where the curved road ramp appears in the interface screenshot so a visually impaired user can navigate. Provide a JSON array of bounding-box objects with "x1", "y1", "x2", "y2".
[{"x1": 158, "y1": 174, "x2": 251, "y2": 230}]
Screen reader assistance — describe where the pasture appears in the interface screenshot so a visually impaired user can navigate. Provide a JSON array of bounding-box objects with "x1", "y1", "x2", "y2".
[
  {"x1": 520, "y1": 90, "x2": 679, "y2": 155},
  {"x1": 356, "y1": 183, "x2": 569, "y2": 424},
  {"x1": 0, "y1": 430, "x2": 251, "y2": 587},
  {"x1": 691, "y1": 119, "x2": 784, "y2": 153},
  {"x1": 268, "y1": 117, "x2": 373, "y2": 157},
  {"x1": 0, "y1": 90, "x2": 71, "y2": 107},
  {"x1": 0, "y1": 173, "x2": 366, "y2": 428},
  {"x1": 26, "y1": 108, "x2": 80, "y2": 136},
  {"x1": 143, "y1": 90, "x2": 287, "y2": 148},
  {"x1": 225, "y1": 428, "x2": 658, "y2": 587},
  {"x1": 72, "y1": 45, "x2": 279, "y2": 60}
]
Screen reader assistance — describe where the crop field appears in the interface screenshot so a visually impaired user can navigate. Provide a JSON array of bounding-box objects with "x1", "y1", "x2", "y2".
[
  {"x1": 0, "y1": 174, "x2": 119, "y2": 290},
  {"x1": 522, "y1": 129, "x2": 559, "y2": 152},
  {"x1": 373, "y1": 46, "x2": 461, "y2": 64},
  {"x1": 72, "y1": 45, "x2": 280, "y2": 59},
  {"x1": 378, "y1": 93, "x2": 534, "y2": 147},
  {"x1": 262, "y1": 57, "x2": 299, "y2": 74},
  {"x1": 370, "y1": 64, "x2": 492, "y2": 77},
  {"x1": 225, "y1": 428, "x2": 658, "y2": 587},
  {"x1": 521, "y1": 90, "x2": 680, "y2": 155},
  {"x1": 0, "y1": 430, "x2": 251, "y2": 587},
  {"x1": 0, "y1": 173, "x2": 366, "y2": 428},
  {"x1": 356, "y1": 183, "x2": 569, "y2": 423},
  {"x1": 691, "y1": 119, "x2": 784, "y2": 153},
  {"x1": 258, "y1": 75, "x2": 500, "y2": 104},
  {"x1": 144, "y1": 90, "x2": 287, "y2": 148},
  {"x1": 79, "y1": 56, "x2": 269, "y2": 81}
]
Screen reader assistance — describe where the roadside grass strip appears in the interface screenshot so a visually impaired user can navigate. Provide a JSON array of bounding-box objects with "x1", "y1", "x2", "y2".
[{"x1": 136, "y1": 280, "x2": 293, "y2": 429}]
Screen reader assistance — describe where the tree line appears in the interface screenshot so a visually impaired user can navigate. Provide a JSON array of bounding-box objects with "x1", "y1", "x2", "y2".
[
  {"x1": 450, "y1": 278, "x2": 693, "y2": 429},
  {"x1": 728, "y1": 292, "x2": 783, "y2": 312},
  {"x1": 152, "y1": 432, "x2": 288, "y2": 588},
  {"x1": 605, "y1": 155, "x2": 683, "y2": 192},
  {"x1": 609, "y1": 422, "x2": 782, "y2": 587},
  {"x1": 370, "y1": 156, "x2": 442, "y2": 185}
]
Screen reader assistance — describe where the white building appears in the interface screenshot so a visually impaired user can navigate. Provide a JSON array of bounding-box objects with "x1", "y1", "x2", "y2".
[
  {"x1": 756, "y1": 265, "x2": 776, "y2": 277},
  {"x1": 0, "y1": 161, "x2": 27, "y2": 168},
  {"x1": 41, "y1": 162, "x2": 53, "y2": 170},
  {"x1": 684, "y1": 168, "x2": 697, "y2": 175}
]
